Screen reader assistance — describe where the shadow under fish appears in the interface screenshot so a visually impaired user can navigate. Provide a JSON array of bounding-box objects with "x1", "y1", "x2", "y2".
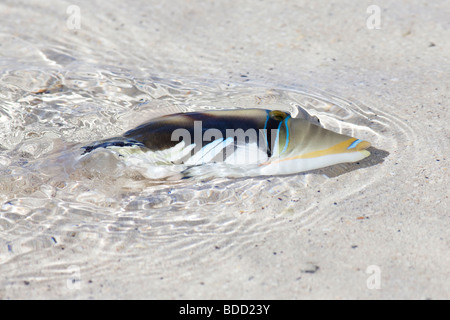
[{"x1": 81, "y1": 108, "x2": 374, "y2": 179}]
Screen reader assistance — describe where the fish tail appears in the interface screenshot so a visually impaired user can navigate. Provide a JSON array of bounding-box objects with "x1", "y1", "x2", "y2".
[{"x1": 81, "y1": 137, "x2": 146, "y2": 155}]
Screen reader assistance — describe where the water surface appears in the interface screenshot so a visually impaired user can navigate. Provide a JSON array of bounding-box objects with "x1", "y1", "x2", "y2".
[{"x1": 0, "y1": 0, "x2": 406, "y2": 298}]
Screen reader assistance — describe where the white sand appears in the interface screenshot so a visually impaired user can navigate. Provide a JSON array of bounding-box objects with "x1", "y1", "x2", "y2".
[{"x1": 0, "y1": 0, "x2": 448, "y2": 299}]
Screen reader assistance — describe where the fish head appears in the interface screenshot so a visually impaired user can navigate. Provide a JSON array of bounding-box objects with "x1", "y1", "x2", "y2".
[{"x1": 264, "y1": 114, "x2": 371, "y2": 175}]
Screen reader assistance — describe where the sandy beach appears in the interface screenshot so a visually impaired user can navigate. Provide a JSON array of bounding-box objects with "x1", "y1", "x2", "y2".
[{"x1": 0, "y1": 0, "x2": 448, "y2": 299}]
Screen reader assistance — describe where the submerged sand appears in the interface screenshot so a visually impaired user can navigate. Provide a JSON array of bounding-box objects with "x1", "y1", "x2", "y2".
[{"x1": 0, "y1": 0, "x2": 448, "y2": 299}]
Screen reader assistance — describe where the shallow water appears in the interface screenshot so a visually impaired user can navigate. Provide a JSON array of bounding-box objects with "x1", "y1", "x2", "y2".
[
  {"x1": 0, "y1": 66, "x2": 395, "y2": 287},
  {"x1": 0, "y1": 0, "x2": 417, "y2": 297}
]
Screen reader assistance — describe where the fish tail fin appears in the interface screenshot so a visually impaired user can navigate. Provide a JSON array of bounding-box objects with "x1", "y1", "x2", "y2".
[{"x1": 81, "y1": 137, "x2": 146, "y2": 155}]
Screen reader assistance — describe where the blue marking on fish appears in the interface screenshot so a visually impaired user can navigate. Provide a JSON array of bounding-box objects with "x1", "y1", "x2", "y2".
[
  {"x1": 281, "y1": 115, "x2": 291, "y2": 154},
  {"x1": 347, "y1": 139, "x2": 363, "y2": 150}
]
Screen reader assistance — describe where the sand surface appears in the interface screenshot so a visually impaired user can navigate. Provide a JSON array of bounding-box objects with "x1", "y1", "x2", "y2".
[{"x1": 0, "y1": 0, "x2": 448, "y2": 299}]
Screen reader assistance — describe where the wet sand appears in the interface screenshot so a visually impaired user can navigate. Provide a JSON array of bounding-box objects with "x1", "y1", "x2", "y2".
[{"x1": 0, "y1": 0, "x2": 449, "y2": 299}]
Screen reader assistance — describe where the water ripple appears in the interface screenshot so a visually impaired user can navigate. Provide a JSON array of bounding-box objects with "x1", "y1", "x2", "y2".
[{"x1": 0, "y1": 67, "x2": 407, "y2": 289}]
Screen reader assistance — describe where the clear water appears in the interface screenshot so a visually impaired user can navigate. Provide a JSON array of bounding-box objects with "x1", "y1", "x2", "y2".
[
  {"x1": 0, "y1": 1, "x2": 410, "y2": 297},
  {"x1": 0, "y1": 67, "x2": 395, "y2": 288}
]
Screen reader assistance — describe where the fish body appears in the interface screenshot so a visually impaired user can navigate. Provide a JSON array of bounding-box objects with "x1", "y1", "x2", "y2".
[{"x1": 82, "y1": 108, "x2": 371, "y2": 178}]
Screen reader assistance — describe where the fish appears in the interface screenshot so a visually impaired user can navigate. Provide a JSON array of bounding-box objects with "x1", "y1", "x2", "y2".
[{"x1": 81, "y1": 108, "x2": 371, "y2": 179}]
